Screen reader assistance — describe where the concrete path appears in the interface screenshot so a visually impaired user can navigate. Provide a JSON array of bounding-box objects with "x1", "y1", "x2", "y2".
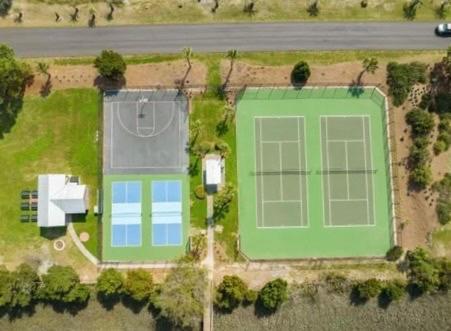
[
  {"x1": 203, "y1": 194, "x2": 215, "y2": 331},
  {"x1": 67, "y1": 222, "x2": 99, "y2": 265},
  {"x1": 0, "y1": 22, "x2": 449, "y2": 57}
]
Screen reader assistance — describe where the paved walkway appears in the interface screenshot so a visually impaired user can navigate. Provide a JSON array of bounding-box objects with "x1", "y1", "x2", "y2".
[{"x1": 203, "y1": 194, "x2": 215, "y2": 331}]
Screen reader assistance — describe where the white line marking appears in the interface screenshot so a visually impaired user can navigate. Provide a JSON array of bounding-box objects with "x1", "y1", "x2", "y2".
[
  {"x1": 345, "y1": 141, "x2": 350, "y2": 200},
  {"x1": 362, "y1": 116, "x2": 371, "y2": 225},
  {"x1": 325, "y1": 117, "x2": 333, "y2": 226},
  {"x1": 278, "y1": 142, "x2": 283, "y2": 201},
  {"x1": 296, "y1": 117, "x2": 304, "y2": 227}
]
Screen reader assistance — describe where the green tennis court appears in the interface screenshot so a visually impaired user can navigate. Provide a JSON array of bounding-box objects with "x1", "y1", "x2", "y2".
[
  {"x1": 236, "y1": 87, "x2": 394, "y2": 260},
  {"x1": 255, "y1": 116, "x2": 308, "y2": 228}
]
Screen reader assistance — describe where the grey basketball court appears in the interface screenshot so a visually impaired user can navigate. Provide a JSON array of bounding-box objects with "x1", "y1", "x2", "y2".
[{"x1": 103, "y1": 90, "x2": 189, "y2": 175}]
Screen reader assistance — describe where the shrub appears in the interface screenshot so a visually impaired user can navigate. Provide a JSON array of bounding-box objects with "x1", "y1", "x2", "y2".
[
  {"x1": 291, "y1": 61, "x2": 311, "y2": 85},
  {"x1": 258, "y1": 278, "x2": 288, "y2": 312},
  {"x1": 244, "y1": 289, "x2": 258, "y2": 304},
  {"x1": 194, "y1": 185, "x2": 206, "y2": 200},
  {"x1": 409, "y1": 139, "x2": 429, "y2": 166},
  {"x1": 124, "y1": 269, "x2": 154, "y2": 302},
  {"x1": 435, "y1": 93, "x2": 451, "y2": 115},
  {"x1": 190, "y1": 233, "x2": 207, "y2": 261},
  {"x1": 323, "y1": 272, "x2": 349, "y2": 293},
  {"x1": 437, "y1": 259, "x2": 451, "y2": 291},
  {"x1": 38, "y1": 265, "x2": 90, "y2": 304},
  {"x1": 10, "y1": 264, "x2": 40, "y2": 308},
  {"x1": 434, "y1": 140, "x2": 447, "y2": 155},
  {"x1": 0, "y1": 268, "x2": 13, "y2": 308},
  {"x1": 386, "y1": 62, "x2": 427, "y2": 106},
  {"x1": 406, "y1": 248, "x2": 441, "y2": 294},
  {"x1": 360, "y1": 0, "x2": 368, "y2": 8},
  {"x1": 213, "y1": 183, "x2": 235, "y2": 221},
  {"x1": 386, "y1": 245, "x2": 404, "y2": 261},
  {"x1": 381, "y1": 280, "x2": 406, "y2": 302},
  {"x1": 353, "y1": 279, "x2": 382, "y2": 301},
  {"x1": 215, "y1": 141, "x2": 230, "y2": 158},
  {"x1": 0, "y1": 0, "x2": 12, "y2": 16},
  {"x1": 405, "y1": 109, "x2": 435, "y2": 137},
  {"x1": 156, "y1": 263, "x2": 206, "y2": 330},
  {"x1": 433, "y1": 173, "x2": 450, "y2": 225},
  {"x1": 94, "y1": 50, "x2": 126, "y2": 81},
  {"x1": 96, "y1": 268, "x2": 124, "y2": 299},
  {"x1": 215, "y1": 275, "x2": 249, "y2": 312},
  {"x1": 409, "y1": 164, "x2": 432, "y2": 188},
  {"x1": 306, "y1": 1, "x2": 320, "y2": 16}
]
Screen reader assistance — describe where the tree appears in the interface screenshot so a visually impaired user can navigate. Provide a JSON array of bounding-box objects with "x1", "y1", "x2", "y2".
[
  {"x1": 192, "y1": 141, "x2": 213, "y2": 159},
  {"x1": 353, "y1": 278, "x2": 382, "y2": 301},
  {"x1": 291, "y1": 61, "x2": 311, "y2": 85},
  {"x1": 38, "y1": 265, "x2": 90, "y2": 304},
  {"x1": 405, "y1": 109, "x2": 434, "y2": 137},
  {"x1": 182, "y1": 47, "x2": 193, "y2": 69},
  {"x1": 94, "y1": 50, "x2": 126, "y2": 81},
  {"x1": 190, "y1": 233, "x2": 207, "y2": 260},
  {"x1": 189, "y1": 119, "x2": 202, "y2": 147},
  {"x1": 307, "y1": 0, "x2": 320, "y2": 16},
  {"x1": 362, "y1": 57, "x2": 379, "y2": 75},
  {"x1": 0, "y1": 0, "x2": 12, "y2": 16},
  {"x1": 0, "y1": 44, "x2": 32, "y2": 105},
  {"x1": 96, "y1": 268, "x2": 124, "y2": 299},
  {"x1": 406, "y1": 248, "x2": 441, "y2": 293},
  {"x1": 88, "y1": 6, "x2": 96, "y2": 28},
  {"x1": 36, "y1": 62, "x2": 50, "y2": 79},
  {"x1": 213, "y1": 183, "x2": 235, "y2": 221},
  {"x1": 436, "y1": 0, "x2": 450, "y2": 19},
  {"x1": 0, "y1": 268, "x2": 13, "y2": 308},
  {"x1": 386, "y1": 62, "x2": 427, "y2": 106},
  {"x1": 403, "y1": 0, "x2": 423, "y2": 20},
  {"x1": 215, "y1": 275, "x2": 249, "y2": 312},
  {"x1": 124, "y1": 269, "x2": 154, "y2": 302},
  {"x1": 409, "y1": 164, "x2": 432, "y2": 188},
  {"x1": 386, "y1": 245, "x2": 404, "y2": 261},
  {"x1": 156, "y1": 263, "x2": 207, "y2": 330},
  {"x1": 215, "y1": 141, "x2": 231, "y2": 158},
  {"x1": 381, "y1": 280, "x2": 406, "y2": 302},
  {"x1": 258, "y1": 278, "x2": 288, "y2": 312},
  {"x1": 10, "y1": 264, "x2": 40, "y2": 308}
]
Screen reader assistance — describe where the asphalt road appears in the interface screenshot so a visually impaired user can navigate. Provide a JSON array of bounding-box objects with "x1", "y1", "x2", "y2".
[{"x1": 0, "y1": 22, "x2": 449, "y2": 57}]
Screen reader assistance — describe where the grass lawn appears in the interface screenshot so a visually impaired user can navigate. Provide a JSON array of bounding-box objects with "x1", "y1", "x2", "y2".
[
  {"x1": 0, "y1": 89, "x2": 100, "y2": 268},
  {"x1": 0, "y1": 0, "x2": 448, "y2": 28},
  {"x1": 189, "y1": 58, "x2": 239, "y2": 259}
]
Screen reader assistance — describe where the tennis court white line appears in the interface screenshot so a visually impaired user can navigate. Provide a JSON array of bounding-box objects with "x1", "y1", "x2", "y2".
[
  {"x1": 259, "y1": 118, "x2": 265, "y2": 227},
  {"x1": 329, "y1": 198, "x2": 368, "y2": 202},
  {"x1": 367, "y1": 116, "x2": 377, "y2": 226},
  {"x1": 297, "y1": 117, "x2": 305, "y2": 227},
  {"x1": 263, "y1": 199, "x2": 304, "y2": 203},
  {"x1": 328, "y1": 139, "x2": 365, "y2": 143},
  {"x1": 325, "y1": 117, "x2": 333, "y2": 226},
  {"x1": 344, "y1": 141, "x2": 350, "y2": 200},
  {"x1": 362, "y1": 116, "x2": 371, "y2": 225},
  {"x1": 261, "y1": 140, "x2": 300, "y2": 144},
  {"x1": 278, "y1": 142, "x2": 283, "y2": 201}
]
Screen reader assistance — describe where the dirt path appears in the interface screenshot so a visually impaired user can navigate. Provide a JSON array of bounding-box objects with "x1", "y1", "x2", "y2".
[{"x1": 27, "y1": 60, "x2": 207, "y2": 96}]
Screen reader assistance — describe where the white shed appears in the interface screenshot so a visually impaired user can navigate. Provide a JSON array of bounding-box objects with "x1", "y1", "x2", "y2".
[
  {"x1": 205, "y1": 157, "x2": 222, "y2": 186},
  {"x1": 37, "y1": 174, "x2": 88, "y2": 227}
]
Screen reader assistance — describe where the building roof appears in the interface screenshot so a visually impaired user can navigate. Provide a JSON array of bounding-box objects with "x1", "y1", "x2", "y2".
[
  {"x1": 205, "y1": 158, "x2": 222, "y2": 185},
  {"x1": 37, "y1": 174, "x2": 87, "y2": 227}
]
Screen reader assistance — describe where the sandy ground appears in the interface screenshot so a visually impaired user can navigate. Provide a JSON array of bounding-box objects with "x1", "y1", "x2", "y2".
[
  {"x1": 27, "y1": 60, "x2": 207, "y2": 96},
  {"x1": 221, "y1": 58, "x2": 450, "y2": 253}
]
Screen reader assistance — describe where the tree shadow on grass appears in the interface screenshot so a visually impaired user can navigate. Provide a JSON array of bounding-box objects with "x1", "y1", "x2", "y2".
[
  {"x1": 120, "y1": 295, "x2": 148, "y2": 314},
  {"x1": 0, "y1": 97, "x2": 24, "y2": 139},
  {"x1": 40, "y1": 79, "x2": 52, "y2": 98},
  {"x1": 0, "y1": 304, "x2": 37, "y2": 321},
  {"x1": 47, "y1": 299, "x2": 89, "y2": 316},
  {"x1": 349, "y1": 287, "x2": 368, "y2": 306},
  {"x1": 253, "y1": 299, "x2": 277, "y2": 318},
  {"x1": 97, "y1": 293, "x2": 122, "y2": 311},
  {"x1": 39, "y1": 226, "x2": 67, "y2": 240}
]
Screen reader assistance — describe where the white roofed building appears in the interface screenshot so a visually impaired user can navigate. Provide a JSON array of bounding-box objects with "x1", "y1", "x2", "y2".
[{"x1": 37, "y1": 174, "x2": 88, "y2": 227}]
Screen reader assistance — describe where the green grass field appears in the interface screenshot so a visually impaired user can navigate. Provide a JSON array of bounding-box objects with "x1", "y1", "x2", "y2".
[
  {"x1": 102, "y1": 174, "x2": 189, "y2": 262},
  {"x1": 236, "y1": 87, "x2": 393, "y2": 259},
  {"x1": 0, "y1": 89, "x2": 99, "y2": 266}
]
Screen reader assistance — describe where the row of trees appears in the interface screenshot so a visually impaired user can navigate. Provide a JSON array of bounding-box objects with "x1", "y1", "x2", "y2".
[
  {"x1": 215, "y1": 276, "x2": 287, "y2": 313},
  {"x1": 0, "y1": 262, "x2": 206, "y2": 330},
  {"x1": 0, "y1": 264, "x2": 89, "y2": 310}
]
